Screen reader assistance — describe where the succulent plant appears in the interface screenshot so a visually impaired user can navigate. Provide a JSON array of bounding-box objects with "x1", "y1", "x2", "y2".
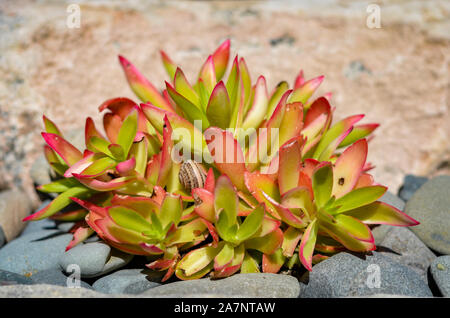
[{"x1": 25, "y1": 39, "x2": 419, "y2": 281}]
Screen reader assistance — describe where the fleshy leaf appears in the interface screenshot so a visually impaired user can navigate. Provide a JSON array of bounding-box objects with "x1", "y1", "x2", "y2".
[
  {"x1": 312, "y1": 114, "x2": 364, "y2": 160},
  {"x1": 166, "y1": 82, "x2": 209, "y2": 130},
  {"x1": 332, "y1": 185, "x2": 387, "y2": 214},
  {"x1": 212, "y1": 39, "x2": 230, "y2": 80},
  {"x1": 118, "y1": 55, "x2": 172, "y2": 111},
  {"x1": 214, "y1": 175, "x2": 238, "y2": 223},
  {"x1": 344, "y1": 201, "x2": 419, "y2": 226},
  {"x1": 117, "y1": 109, "x2": 138, "y2": 158},
  {"x1": 339, "y1": 123, "x2": 379, "y2": 148},
  {"x1": 242, "y1": 76, "x2": 268, "y2": 130},
  {"x1": 205, "y1": 127, "x2": 247, "y2": 192},
  {"x1": 278, "y1": 137, "x2": 304, "y2": 195},
  {"x1": 298, "y1": 219, "x2": 318, "y2": 271},
  {"x1": 262, "y1": 248, "x2": 285, "y2": 273},
  {"x1": 23, "y1": 186, "x2": 91, "y2": 221},
  {"x1": 245, "y1": 228, "x2": 283, "y2": 254},
  {"x1": 160, "y1": 50, "x2": 177, "y2": 80},
  {"x1": 312, "y1": 162, "x2": 333, "y2": 208},
  {"x1": 281, "y1": 226, "x2": 303, "y2": 257},
  {"x1": 235, "y1": 204, "x2": 265, "y2": 242},
  {"x1": 176, "y1": 244, "x2": 220, "y2": 279},
  {"x1": 288, "y1": 75, "x2": 324, "y2": 105},
  {"x1": 206, "y1": 81, "x2": 231, "y2": 129},
  {"x1": 43, "y1": 115, "x2": 62, "y2": 136},
  {"x1": 159, "y1": 193, "x2": 182, "y2": 228},
  {"x1": 332, "y1": 139, "x2": 368, "y2": 198},
  {"x1": 42, "y1": 133, "x2": 82, "y2": 166}
]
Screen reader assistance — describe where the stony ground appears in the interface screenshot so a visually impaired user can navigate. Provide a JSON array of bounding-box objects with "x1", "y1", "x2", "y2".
[{"x1": 0, "y1": 0, "x2": 449, "y2": 209}]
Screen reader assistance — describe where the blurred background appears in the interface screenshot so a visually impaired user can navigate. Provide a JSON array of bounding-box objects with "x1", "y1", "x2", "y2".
[{"x1": 0, "y1": 0, "x2": 449, "y2": 208}]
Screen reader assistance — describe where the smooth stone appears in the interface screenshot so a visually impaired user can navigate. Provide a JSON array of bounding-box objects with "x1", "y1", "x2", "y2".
[
  {"x1": 140, "y1": 273, "x2": 301, "y2": 298},
  {"x1": 30, "y1": 154, "x2": 52, "y2": 190},
  {"x1": 0, "y1": 284, "x2": 117, "y2": 298},
  {"x1": 59, "y1": 242, "x2": 133, "y2": 278},
  {"x1": 30, "y1": 269, "x2": 92, "y2": 289},
  {"x1": 301, "y1": 252, "x2": 432, "y2": 297},
  {"x1": 404, "y1": 175, "x2": 450, "y2": 254},
  {"x1": 0, "y1": 269, "x2": 33, "y2": 286},
  {"x1": 373, "y1": 226, "x2": 436, "y2": 281},
  {"x1": 0, "y1": 229, "x2": 72, "y2": 275},
  {"x1": 93, "y1": 269, "x2": 162, "y2": 294},
  {"x1": 56, "y1": 221, "x2": 76, "y2": 232},
  {"x1": 378, "y1": 191, "x2": 405, "y2": 211},
  {"x1": 398, "y1": 174, "x2": 428, "y2": 202},
  {"x1": 430, "y1": 256, "x2": 450, "y2": 297},
  {"x1": 0, "y1": 226, "x2": 5, "y2": 248},
  {"x1": 0, "y1": 189, "x2": 32, "y2": 243}
]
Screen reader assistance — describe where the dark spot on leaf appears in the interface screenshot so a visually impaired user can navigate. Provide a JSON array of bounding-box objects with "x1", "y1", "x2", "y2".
[{"x1": 338, "y1": 177, "x2": 345, "y2": 185}]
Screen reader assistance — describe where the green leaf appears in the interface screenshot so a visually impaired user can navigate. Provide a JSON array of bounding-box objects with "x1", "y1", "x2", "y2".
[
  {"x1": 240, "y1": 252, "x2": 260, "y2": 273},
  {"x1": 166, "y1": 82, "x2": 209, "y2": 130},
  {"x1": 108, "y1": 206, "x2": 153, "y2": 233},
  {"x1": 206, "y1": 81, "x2": 231, "y2": 129},
  {"x1": 312, "y1": 163, "x2": 333, "y2": 208},
  {"x1": 129, "y1": 137, "x2": 148, "y2": 176},
  {"x1": 159, "y1": 194, "x2": 182, "y2": 228},
  {"x1": 298, "y1": 219, "x2": 318, "y2": 271},
  {"x1": 117, "y1": 110, "x2": 138, "y2": 158},
  {"x1": 176, "y1": 244, "x2": 222, "y2": 277},
  {"x1": 89, "y1": 136, "x2": 115, "y2": 158},
  {"x1": 235, "y1": 204, "x2": 265, "y2": 243},
  {"x1": 215, "y1": 242, "x2": 234, "y2": 269},
  {"x1": 267, "y1": 81, "x2": 289, "y2": 118},
  {"x1": 108, "y1": 144, "x2": 125, "y2": 161},
  {"x1": 81, "y1": 156, "x2": 116, "y2": 177},
  {"x1": 332, "y1": 186, "x2": 387, "y2": 214},
  {"x1": 24, "y1": 186, "x2": 91, "y2": 221},
  {"x1": 38, "y1": 178, "x2": 79, "y2": 193},
  {"x1": 214, "y1": 175, "x2": 238, "y2": 225},
  {"x1": 174, "y1": 68, "x2": 200, "y2": 106}
]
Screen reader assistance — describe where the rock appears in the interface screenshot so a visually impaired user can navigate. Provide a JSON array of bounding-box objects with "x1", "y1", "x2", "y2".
[
  {"x1": 301, "y1": 252, "x2": 432, "y2": 297},
  {"x1": 0, "y1": 229, "x2": 72, "y2": 275},
  {"x1": 0, "y1": 189, "x2": 32, "y2": 244},
  {"x1": 343, "y1": 60, "x2": 371, "y2": 80},
  {"x1": 30, "y1": 154, "x2": 52, "y2": 189},
  {"x1": 93, "y1": 269, "x2": 162, "y2": 294},
  {"x1": 0, "y1": 284, "x2": 114, "y2": 298},
  {"x1": 21, "y1": 218, "x2": 56, "y2": 236},
  {"x1": 404, "y1": 175, "x2": 450, "y2": 254},
  {"x1": 140, "y1": 273, "x2": 301, "y2": 298},
  {"x1": 373, "y1": 226, "x2": 436, "y2": 281},
  {"x1": 56, "y1": 221, "x2": 76, "y2": 232},
  {"x1": 0, "y1": 269, "x2": 33, "y2": 286},
  {"x1": 430, "y1": 256, "x2": 450, "y2": 297},
  {"x1": 378, "y1": 191, "x2": 405, "y2": 211},
  {"x1": 59, "y1": 242, "x2": 133, "y2": 278},
  {"x1": 30, "y1": 269, "x2": 92, "y2": 289},
  {"x1": 398, "y1": 174, "x2": 428, "y2": 202},
  {"x1": 0, "y1": 226, "x2": 5, "y2": 248}
]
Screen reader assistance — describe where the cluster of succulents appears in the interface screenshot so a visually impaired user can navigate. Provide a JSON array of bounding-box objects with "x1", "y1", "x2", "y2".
[{"x1": 26, "y1": 40, "x2": 419, "y2": 281}]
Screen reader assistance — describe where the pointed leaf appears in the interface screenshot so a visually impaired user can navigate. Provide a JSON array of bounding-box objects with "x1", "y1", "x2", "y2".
[
  {"x1": 118, "y1": 55, "x2": 172, "y2": 111},
  {"x1": 42, "y1": 133, "x2": 82, "y2": 166},
  {"x1": 333, "y1": 185, "x2": 387, "y2": 214},
  {"x1": 312, "y1": 162, "x2": 333, "y2": 208},
  {"x1": 206, "y1": 81, "x2": 231, "y2": 129},
  {"x1": 344, "y1": 201, "x2": 419, "y2": 226},
  {"x1": 298, "y1": 219, "x2": 318, "y2": 271}
]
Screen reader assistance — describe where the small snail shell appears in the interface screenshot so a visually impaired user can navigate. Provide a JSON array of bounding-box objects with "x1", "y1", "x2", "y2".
[{"x1": 178, "y1": 160, "x2": 207, "y2": 194}]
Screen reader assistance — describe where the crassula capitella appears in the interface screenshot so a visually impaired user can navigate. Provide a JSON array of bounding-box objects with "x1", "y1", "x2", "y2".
[{"x1": 25, "y1": 39, "x2": 419, "y2": 281}]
